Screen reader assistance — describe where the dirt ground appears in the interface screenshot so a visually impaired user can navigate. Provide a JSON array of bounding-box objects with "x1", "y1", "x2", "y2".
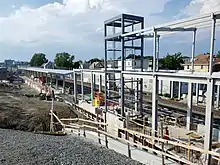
[{"x1": 0, "y1": 82, "x2": 77, "y2": 132}]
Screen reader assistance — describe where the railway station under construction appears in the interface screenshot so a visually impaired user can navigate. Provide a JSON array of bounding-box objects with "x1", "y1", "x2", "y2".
[{"x1": 21, "y1": 11, "x2": 220, "y2": 165}]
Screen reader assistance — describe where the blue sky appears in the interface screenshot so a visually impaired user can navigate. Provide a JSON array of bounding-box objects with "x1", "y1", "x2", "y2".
[{"x1": 0, "y1": 0, "x2": 220, "y2": 62}]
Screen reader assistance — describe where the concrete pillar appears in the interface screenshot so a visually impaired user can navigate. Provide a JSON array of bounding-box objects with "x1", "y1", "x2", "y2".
[
  {"x1": 99, "y1": 74, "x2": 102, "y2": 93},
  {"x1": 63, "y1": 75, "x2": 65, "y2": 94},
  {"x1": 178, "y1": 82, "x2": 182, "y2": 100},
  {"x1": 73, "y1": 72, "x2": 77, "y2": 103},
  {"x1": 135, "y1": 78, "x2": 139, "y2": 112},
  {"x1": 81, "y1": 71, "x2": 84, "y2": 100},
  {"x1": 170, "y1": 81, "x2": 174, "y2": 98},
  {"x1": 91, "y1": 72, "x2": 94, "y2": 101},
  {"x1": 216, "y1": 85, "x2": 220, "y2": 108},
  {"x1": 187, "y1": 82, "x2": 193, "y2": 130},
  {"x1": 55, "y1": 75, "x2": 58, "y2": 89},
  {"x1": 196, "y1": 83, "x2": 199, "y2": 105}
]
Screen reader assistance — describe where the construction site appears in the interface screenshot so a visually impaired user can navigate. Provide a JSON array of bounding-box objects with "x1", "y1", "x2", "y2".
[{"x1": 1, "y1": 11, "x2": 220, "y2": 165}]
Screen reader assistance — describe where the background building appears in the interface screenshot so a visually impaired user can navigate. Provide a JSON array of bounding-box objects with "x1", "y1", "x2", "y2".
[{"x1": 183, "y1": 54, "x2": 220, "y2": 72}]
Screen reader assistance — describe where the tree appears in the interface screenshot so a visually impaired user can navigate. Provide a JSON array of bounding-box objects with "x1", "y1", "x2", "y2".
[
  {"x1": 73, "y1": 60, "x2": 82, "y2": 69},
  {"x1": 216, "y1": 51, "x2": 220, "y2": 58},
  {"x1": 159, "y1": 52, "x2": 184, "y2": 70},
  {"x1": 54, "y1": 52, "x2": 75, "y2": 69},
  {"x1": 30, "y1": 53, "x2": 48, "y2": 67},
  {"x1": 88, "y1": 58, "x2": 101, "y2": 64}
]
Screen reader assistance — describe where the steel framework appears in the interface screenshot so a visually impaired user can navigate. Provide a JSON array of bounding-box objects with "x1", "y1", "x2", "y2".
[
  {"x1": 104, "y1": 14, "x2": 144, "y2": 117},
  {"x1": 119, "y1": 12, "x2": 220, "y2": 165}
]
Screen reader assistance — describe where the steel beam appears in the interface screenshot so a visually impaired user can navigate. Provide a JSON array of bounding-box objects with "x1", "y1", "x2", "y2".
[
  {"x1": 81, "y1": 71, "x2": 84, "y2": 100},
  {"x1": 104, "y1": 14, "x2": 121, "y2": 25},
  {"x1": 104, "y1": 23, "x2": 108, "y2": 148},
  {"x1": 187, "y1": 82, "x2": 193, "y2": 130},
  {"x1": 208, "y1": 15, "x2": 216, "y2": 76},
  {"x1": 152, "y1": 29, "x2": 158, "y2": 136},
  {"x1": 62, "y1": 75, "x2": 65, "y2": 94},
  {"x1": 156, "y1": 36, "x2": 160, "y2": 71},
  {"x1": 196, "y1": 83, "x2": 199, "y2": 105},
  {"x1": 152, "y1": 76, "x2": 158, "y2": 136},
  {"x1": 121, "y1": 12, "x2": 215, "y2": 37},
  {"x1": 178, "y1": 82, "x2": 182, "y2": 100},
  {"x1": 204, "y1": 14, "x2": 216, "y2": 165},
  {"x1": 120, "y1": 14, "x2": 125, "y2": 117},
  {"x1": 91, "y1": 72, "x2": 94, "y2": 101},
  {"x1": 99, "y1": 75, "x2": 102, "y2": 93},
  {"x1": 155, "y1": 27, "x2": 196, "y2": 31},
  {"x1": 153, "y1": 29, "x2": 157, "y2": 72},
  {"x1": 204, "y1": 79, "x2": 214, "y2": 165},
  {"x1": 135, "y1": 78, "x2": 139, "y2": 112},
  {"x1": 217, "y1": 85, "x2": 220, "y2": 108},
  {"x1": 191, "y1": 30, "x2": 196, "y2": 72},
  {"x1": 170, "y1": 81, "x2": 174, "y2": 98},
  {"x1": 73, "y1": 72, "x2": 77, "y2": 103},
  {"x1": 124, "y1": 46, "x2": 142, "y2": 50}
]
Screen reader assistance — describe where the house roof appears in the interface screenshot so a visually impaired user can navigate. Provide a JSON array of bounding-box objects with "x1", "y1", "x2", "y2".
[
  {"x1": 89, "y1": 61, "x2": 104, "y2": 69},
  {"x1": 184, "y1": 54, "x2": 220, "y2": 65}
]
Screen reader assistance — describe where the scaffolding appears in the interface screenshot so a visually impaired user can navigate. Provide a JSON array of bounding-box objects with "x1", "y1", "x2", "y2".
[
  {"x1": 120, "y1": 12, "x2": 220, "y2": 165},
  {"x1": 104, "y1": 14, "x2": 144, "y2": 117}
]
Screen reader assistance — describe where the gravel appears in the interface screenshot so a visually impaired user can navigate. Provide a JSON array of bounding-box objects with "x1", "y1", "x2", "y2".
[{"x1": 0, "y1": 129, "x2": 143, "y2": 165}]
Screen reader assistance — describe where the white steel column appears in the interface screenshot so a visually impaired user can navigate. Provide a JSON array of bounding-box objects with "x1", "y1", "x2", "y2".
[
  {"x1": 73, "y1": 72, "x2": 77, "y2": 103},
  {"x1": 178, "y1": 82, "x2": 182, "y2": 100},
  {"x1": 204, "y1": 79, "x2": 214, "y2": 165},
  {"x1": 204, "y1": 14, "x2": 216, "y2": 165},
  {"x1": 187, "y1": 82, "x2": 193, "y2": 130},
  {"x1": 152, "y1": 29, "x2": 158, "y2": 136},
  {"x1": 196, "y1": 83, "x2": 199, "y2": 105},
  {"x1": 170, "y1": 81, "x2": 174, "y2": 98},
  {"x1": 156, "y1": 36, "x2": 160, "y2": 71},
  {"x1": 99, "y1": 74, "x2": 102, "y2": 93},
  {"x1": 62, "y1": 75, "x2": 65, "y2": 94},
  {"x1": 217, "y1": 85, "x2": 220, "y2": 108},
  {"x1": 81, "y1": 71, "x2": 84, "y2": 100},
  {"x1": 191, "y1": 30, "x2": 196, "y2": 72},
  {"x1": 91, "y1": 72, "x2": 94, "y2": 101}
]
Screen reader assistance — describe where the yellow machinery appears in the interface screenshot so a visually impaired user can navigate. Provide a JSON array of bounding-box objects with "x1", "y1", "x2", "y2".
[{"x1": 92, "y1": 92, "x2": 104, "y2": 107}]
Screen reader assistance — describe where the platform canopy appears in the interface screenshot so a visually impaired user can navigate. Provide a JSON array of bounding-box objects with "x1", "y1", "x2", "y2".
[{"x1": 24, "y1": 67, "x2": 74, "y2": 75}]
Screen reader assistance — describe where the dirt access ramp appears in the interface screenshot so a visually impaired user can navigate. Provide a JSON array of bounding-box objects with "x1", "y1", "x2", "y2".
[{"x1": 0, "y1": 83, "x2": 77, "y2": 132}]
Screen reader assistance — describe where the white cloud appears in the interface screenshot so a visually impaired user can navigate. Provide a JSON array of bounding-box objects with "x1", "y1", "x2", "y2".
[
  {"x1": 0, "y1": 0, "x2": 173, "y2": 60},
  {"x1": 0, "y1": 0, "x2": 171, "y2": 45},
  {"x1": 181, "y1": 0, "x2": 220, "y2": 16}
]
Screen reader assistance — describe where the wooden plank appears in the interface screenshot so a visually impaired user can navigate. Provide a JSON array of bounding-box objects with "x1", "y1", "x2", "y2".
[
  {"x1": 120, "y1": 127, "x2": 220, "y2": 158},
  {"x1": 60, "y1": 118, "x2": 107, "y2": 126}
]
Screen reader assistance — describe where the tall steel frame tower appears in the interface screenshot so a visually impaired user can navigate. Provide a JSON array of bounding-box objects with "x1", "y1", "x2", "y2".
[{"x1": 104, "y1": 14, "x2": 144, "y2": 117}]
